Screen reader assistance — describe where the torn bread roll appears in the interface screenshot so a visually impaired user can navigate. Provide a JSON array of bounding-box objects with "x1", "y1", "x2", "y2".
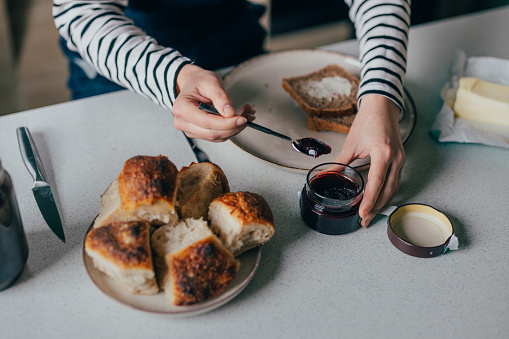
[
  {"x1": 151, "y1": 218, "x2": 239, "y2": 306},
  {"x1": 208, "y1": 191, "x2": 275, "y2": 257},
  {"x1": 93, "y1": 155, "x2": 179, "y2": 228},
  {"x1": 176, "y1": 162, "x2": 230, "y2": 220},
  {"x1": 85, "y1": 220, "x2": 159, "y2": 295}
]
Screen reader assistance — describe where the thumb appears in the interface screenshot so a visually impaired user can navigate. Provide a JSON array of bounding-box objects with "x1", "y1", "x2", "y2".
[
  {"x1": 181, "y1": 67, "x2": 236, "y2": 118},
  {"x1": 202, "y1": 80, "x2": 236, "y2": 118},
  {"x1": 210, "y1": 97, "x2": 237, "y2": 118},
  {"x1": 334, "y1": 143, "x2": 356, "y2": 166}
]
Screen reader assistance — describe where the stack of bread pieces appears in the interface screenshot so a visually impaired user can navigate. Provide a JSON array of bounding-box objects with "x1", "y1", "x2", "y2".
[
  {"x1": 282, "y1": 64, "x2": 360, "y2": 134},
  {"x1": 85, "y1": 155, "x2": 275, "y2": 306}
]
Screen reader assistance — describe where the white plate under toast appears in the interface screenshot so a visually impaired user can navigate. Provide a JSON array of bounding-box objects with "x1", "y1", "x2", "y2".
[
  {"x1": 224, "y1": 49, "x2": 417, "y2": 171},
  {"x1": 83, "y1": 224, "x2": 262, "y2": 316}
]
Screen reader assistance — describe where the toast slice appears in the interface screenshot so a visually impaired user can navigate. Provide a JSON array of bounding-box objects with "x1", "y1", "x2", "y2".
[
  {"x1": 282, "y1": 64, "x2": 360, "y2": 117},
  {"x1": 306, "y1": 113, "x2": 356, "y2": 134}
]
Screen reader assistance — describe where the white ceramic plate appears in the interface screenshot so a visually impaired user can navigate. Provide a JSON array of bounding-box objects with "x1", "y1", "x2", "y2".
[
  {"x1": 83, "y1": 226, "x2": 262, "y2": 316},
  {"x1": 224, "y1": 49, "x2": 417, "y2": 171}
]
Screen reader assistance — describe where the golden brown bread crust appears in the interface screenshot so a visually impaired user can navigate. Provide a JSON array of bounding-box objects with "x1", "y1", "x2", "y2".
[
  {"x1": 306, "y1": 114, "x2": 356, "y2": 134},
  {"x1": 169, "y1": 237, "x2": 239, "y2": 306},
  {"x1": 176, "y1": 162, "x2": 230, "y2": 220},
  {"x1": 85, "y1": 221, "x2": 152, "y2": 270},
  {"x1": 281, "y1": 64, "x2": 360, "y2": 117},
  {"x1": 213, "y1": 191, "x2": 274, "y2": 226},
  {"x1": 118, "y1": 155, "x2": 178, "y2": 212}
]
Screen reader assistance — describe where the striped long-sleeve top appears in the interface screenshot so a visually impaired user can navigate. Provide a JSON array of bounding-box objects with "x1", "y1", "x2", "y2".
[{"x1": 53, "y1": 0, "x2": 410, "y2": 112}]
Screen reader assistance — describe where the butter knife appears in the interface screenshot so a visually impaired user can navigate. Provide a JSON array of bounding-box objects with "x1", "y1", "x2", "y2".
[{"x1": 16, "y1": 127, "x2": 66, "y2": 242}]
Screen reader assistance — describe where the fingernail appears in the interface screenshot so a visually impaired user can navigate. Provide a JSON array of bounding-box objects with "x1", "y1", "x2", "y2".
[
  {"x1": 236, "y1": 117, "x2": 247, "y2": 126},
  {"x1": 362, "y1": 218, "x2": 372, "y2": 227},
  {"x1": 223, "y1": 104, "x2": 236, "y2": 117}
]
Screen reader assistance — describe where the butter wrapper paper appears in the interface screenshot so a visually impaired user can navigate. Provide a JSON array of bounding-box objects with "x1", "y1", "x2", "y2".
[{"x1": 430, "y1": 50, "x2": 509, "y2": 148}]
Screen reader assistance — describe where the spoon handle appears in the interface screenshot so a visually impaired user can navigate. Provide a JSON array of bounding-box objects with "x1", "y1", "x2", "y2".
[{"x1": 198, "y1": 103, "x2": 292, "y2": 142}]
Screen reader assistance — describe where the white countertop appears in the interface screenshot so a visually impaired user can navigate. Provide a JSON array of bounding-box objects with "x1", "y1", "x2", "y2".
[{"x1": 1, "y1": 6, "x2": 509, "y2": 339}]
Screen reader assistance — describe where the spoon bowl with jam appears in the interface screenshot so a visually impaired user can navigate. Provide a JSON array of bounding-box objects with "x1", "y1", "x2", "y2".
[{"x1": 199, "y1": 103, "x2": 331, "y2": 158}]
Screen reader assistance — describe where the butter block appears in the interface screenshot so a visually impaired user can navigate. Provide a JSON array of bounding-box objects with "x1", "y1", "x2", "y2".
[{"x1": 453, "y1": 77, "x2": 509, "y2": 126}]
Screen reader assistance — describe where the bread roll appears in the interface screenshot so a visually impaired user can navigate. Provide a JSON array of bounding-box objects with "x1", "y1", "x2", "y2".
[
  {"x1": 93, "y1": 155, "x2": 179, "y2": 228},
  {"x1": 151, "y1": 218, "x2": 239, "y2": 305},
  {"x1": 85, "y1": 221, "x2": 159, "y2": 295},
  {"x1": 208, "y1": 191, "x2": 275, "y2": 257},
  {"x1": 92, "y1": 178, "x2": 133, "y2": 228},
  {"x1": 176, "y1": 162, "x2": 230, "y2": 220}
]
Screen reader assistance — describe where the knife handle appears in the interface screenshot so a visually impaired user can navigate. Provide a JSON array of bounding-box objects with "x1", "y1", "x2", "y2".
[{"x1": 16, "y1": 127, "x2": 47, "y2": 183}]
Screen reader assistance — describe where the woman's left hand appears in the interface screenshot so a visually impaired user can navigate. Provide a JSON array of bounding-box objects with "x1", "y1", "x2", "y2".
[{"x1": 334, "y1": 94, "x2": 405, "y2": 227}]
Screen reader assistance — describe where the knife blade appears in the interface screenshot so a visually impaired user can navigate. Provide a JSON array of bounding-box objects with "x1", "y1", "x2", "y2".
[{"x1": 16, "y1": 127, "x2": 65, "y2": 242}]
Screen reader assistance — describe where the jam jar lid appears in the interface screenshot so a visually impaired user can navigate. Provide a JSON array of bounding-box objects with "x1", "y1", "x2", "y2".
[{"x1": 385, "y1": 204, "x2": 459, "y2": 258}]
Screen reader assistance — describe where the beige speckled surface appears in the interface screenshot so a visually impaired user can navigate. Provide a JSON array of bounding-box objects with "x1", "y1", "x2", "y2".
[{"x1": 1, "y1": 7, "x2": 509, "y2": 339}]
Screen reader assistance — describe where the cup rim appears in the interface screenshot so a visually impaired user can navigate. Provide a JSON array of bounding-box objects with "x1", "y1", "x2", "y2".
[{"x1": 305, "y1": 162, "x2": 365, "y2": 207}]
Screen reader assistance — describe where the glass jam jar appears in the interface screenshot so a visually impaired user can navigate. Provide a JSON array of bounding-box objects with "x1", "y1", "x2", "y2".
[
  {"x1": 0, "y1": 159, "x2": 29, "y2": 291},
  {"x1": 300, "y1": 163, "x2": 364, "y2": 235}
]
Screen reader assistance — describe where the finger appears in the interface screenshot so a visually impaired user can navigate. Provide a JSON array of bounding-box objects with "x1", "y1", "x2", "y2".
[
  {"x1": 372, "y1": 150, "x2": 405, "y2": 212},
  {"x1": 238, "y1": 104, "x2": 255, "y2": 116},
  {"x1": 334, "y1": 143, "x2": 356, "y2": 166},
  {"x1": 359, "y1": 152, "x2": 389, "y2": 226},
  {"x1": 183, "y1": 128, "x2": 242, "y2": 143},
  {"x1": 179, "y1": 118, "x2": 248, "y2": 142},
  {"x1": 239, "y1": 104, "x2": 256, "y2": 122},
  {"x1": 198, "y1": 80, "x2": 237, "y2": 118},
  {"x1": 361, "y1": 163, "x2": 401, "y2": 227},
  {"x1": 385, "y1": 165, "x2": 403, "y2": 206},
  {"x1": 176, "y1": 99, "x2": 247, "y2": 130}
]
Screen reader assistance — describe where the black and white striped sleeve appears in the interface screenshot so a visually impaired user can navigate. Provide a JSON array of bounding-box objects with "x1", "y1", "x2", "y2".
[
  {"x1": 344, "y1": 0, "x2": 410, "y2": 112},
  {"x1": 52, "y1": 0, "x2": 191, "y2": 110}
]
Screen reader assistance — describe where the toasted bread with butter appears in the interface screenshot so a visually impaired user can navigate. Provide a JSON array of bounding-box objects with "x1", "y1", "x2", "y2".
[{"x1": 282, "y1": 64, "x2": 359, "y2": 118}]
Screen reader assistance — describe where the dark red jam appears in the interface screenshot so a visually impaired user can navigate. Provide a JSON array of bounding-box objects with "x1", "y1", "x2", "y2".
[
  {"x1": 300, "y1": 171, "x2": 362, "y2": 235},
  {"x1": 294, "y1": 138, "x2": 332, "y2": 158}
]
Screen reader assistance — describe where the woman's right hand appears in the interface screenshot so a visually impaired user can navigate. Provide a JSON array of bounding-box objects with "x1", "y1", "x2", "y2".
[
  {"x1": 334, "y1": 94, "x2": 405, "y2": 227},
  {"x1": 172, "y1": 64, "x2": 254, "y2": 142}
]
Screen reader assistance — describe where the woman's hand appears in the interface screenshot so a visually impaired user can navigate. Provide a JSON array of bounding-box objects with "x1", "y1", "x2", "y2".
[
  {"x1": 335, "y1": 94, "x2": 405, "y2": 227},
  {"x1": 172, "y1": 64, "x2": 254, "y2": 142}
]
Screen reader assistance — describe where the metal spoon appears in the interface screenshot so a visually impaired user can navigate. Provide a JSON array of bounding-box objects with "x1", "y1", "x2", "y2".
[{"x1": 198, "y1": 103, "x2": 331, "y2": 158}]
